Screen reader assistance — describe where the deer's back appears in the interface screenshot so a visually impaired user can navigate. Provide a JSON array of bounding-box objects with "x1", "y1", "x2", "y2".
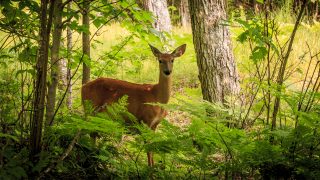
[{"x1": 81, "y1": 78, "x2": 166, "y2": 128}]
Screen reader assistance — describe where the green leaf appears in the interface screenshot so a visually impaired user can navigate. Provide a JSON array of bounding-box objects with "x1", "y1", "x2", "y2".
[
  {"x1": 82, "y1": 54, "x2": 91, "y2": 67},
  {"x1": 15, "y1": 69, "x2": 35, "y2": 77},
  {"x1": 0, "y1": 61, "x2": 8, "y2": 68},
  {"x1": 237, "y1": 30, "x2": 249, "y2": 42},
  {"x1": 296, "y1": 67, "x2": 303, "y2": 74},
  {"x1": 0, "y1": 132, "x2": 19, "y2": 142},
  {"x1": 8, "y1": 166, "x2": 27, "y2": 178},
  {"x1": 92, "y1": 18, "x2": 104, "y2": 28},
  {"x1": 0, "y1": 54, "x2": 13, "y2": 59},
  {"x1": 250, "y1": 46, "x2": 267, "y2": 63}
]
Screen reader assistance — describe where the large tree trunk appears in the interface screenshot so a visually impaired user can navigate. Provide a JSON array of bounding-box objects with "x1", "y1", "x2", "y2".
[
  {"x1": 82, "y1": 0, "x2": 90, "y2": 84},
  {"x1": 46, "y1": 0, "x2": 63, "y2": 125},
  {"x1": 144, "y1": 0, "x2": 172, "y2": 32},
  {"x1": 30, "y1": 0, "x2": 53, "y2": 159},
  {"x1": 188, "y1": 0, "x2": 240, "y2": 103}
]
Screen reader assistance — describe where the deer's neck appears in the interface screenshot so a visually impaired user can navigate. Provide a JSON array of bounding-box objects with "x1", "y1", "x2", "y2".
[{"x1": 156, "y1": 72, "x2": 172, "y2": 104}]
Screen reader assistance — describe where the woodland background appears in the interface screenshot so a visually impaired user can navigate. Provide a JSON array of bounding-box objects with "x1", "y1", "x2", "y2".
[{"x1": 0, "y1": 0, "x2": 320, "y2": 179}]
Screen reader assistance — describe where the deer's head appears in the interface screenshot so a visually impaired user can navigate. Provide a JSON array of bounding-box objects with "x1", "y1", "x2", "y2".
[{"x1": 149, "y1": 44, "x2": 186, "y2": 77}]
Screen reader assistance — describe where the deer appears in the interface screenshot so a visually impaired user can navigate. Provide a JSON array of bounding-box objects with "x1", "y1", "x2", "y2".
[{"x1": 81, "y1": 44, "x2": 186, "y2": 166}]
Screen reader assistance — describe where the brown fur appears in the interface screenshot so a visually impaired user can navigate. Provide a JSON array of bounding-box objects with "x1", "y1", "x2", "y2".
[{"x1": 81, "y1": 77, "x2": 166, "y2": 129}]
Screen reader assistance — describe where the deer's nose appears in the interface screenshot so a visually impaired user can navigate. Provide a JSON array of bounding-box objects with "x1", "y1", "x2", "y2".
[{"x1": 164, "y1": 70, "x2": 171, "y2": 75}]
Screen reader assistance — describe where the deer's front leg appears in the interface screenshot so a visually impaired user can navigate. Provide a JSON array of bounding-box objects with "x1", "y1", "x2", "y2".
[
  {"x1": 147, "y1": 151, "x2": 154, "y2": 166},
  {"x1": 147, "y1": 121, "x2": 158, "y2": 167}
]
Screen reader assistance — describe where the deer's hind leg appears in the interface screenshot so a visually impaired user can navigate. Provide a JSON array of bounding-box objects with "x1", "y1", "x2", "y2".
[{"x1": 147, "y1": 151, "x2": 154, "y2": 166}]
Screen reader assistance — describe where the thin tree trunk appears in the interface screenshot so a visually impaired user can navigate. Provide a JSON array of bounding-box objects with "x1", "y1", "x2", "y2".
[
  {"x1": 82, "y1": 0, "x2": 90, "y2": 84},
  {"x1": 30, "y1": 0, "x2": 54, "y2": 159},
  {"x1": 188, "y1": 0, "x2": 240, "y2": 103},
  {"x1": 253, "y1": 0, "x2": 260, "y2": 13},
  {"x1": 264, "y1": 0, "x2": 271, "y2": 125},
  {"x1": 59, "y1": 54, "x2": 68, "y2": 90},
  {"x1": 46, "y1": 0, "x2": 63, "y2": 125},
  {"x1": 66, "y1": 2, "x2": 72, "y2": 109},
  {"x1": 234, "y1": 0, "x2": 240, "y2": 8},
  {"x1": 180, "y1": 0, "x2": 190, "y2": 27},
  {"x1": 314, "y1": 1, "x2": 318, "y2": 20},
  {"x1": 144, "y1": 0, "x2": 172, "y2": 32}
]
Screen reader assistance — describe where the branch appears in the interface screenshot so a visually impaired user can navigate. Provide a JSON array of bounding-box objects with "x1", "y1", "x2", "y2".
[
  {"x1": 61, "y1": 10, "x2": 81, "y2": 26},
  {"x1": 73, "y1": 0, "x2": 99, "y2": 13},
  {"x1": 90, "y1": 0, "x2": 122, "y2": 12},
  {"x1": 61, "y1": 0, "x2": 73, "y2": 8}
]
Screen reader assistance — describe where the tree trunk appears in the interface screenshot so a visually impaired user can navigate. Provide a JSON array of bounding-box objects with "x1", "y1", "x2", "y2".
[
  {"x1": 30, "y1": 0, "x2": 53, "y2": 159},
  {"x1": 59, "y1": 54, "x2": 68, "y2": 90},
  {"x1": 144, "y1": 0, "x2": 172, "y2": 32},
  {"x1": 82, "y1": 0, "x2": 90, "y2": 84},
  {"x1": 180, "y1": 0, "x2": 190, "y2": 27},
  {"x1": 234, "y1": 0, "x2": 240, "y2": 8},
  {"x1": 313, "y1": 1, "x2": 319, "y2": 20},
  {"x1": 188, "y1": 0, "x2": 240, "y2": 103},
  {"x1": 66, "y1": 2, "x2": 72, "y2": 109},
  {"x1": 46, "y1": 0, "x2": 63, "y2": 125},
  {"x1": 253, "y1": 0, "x2": 259, "y2": 13}
]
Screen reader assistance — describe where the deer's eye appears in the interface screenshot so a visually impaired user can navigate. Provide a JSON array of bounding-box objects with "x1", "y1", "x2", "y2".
[
  {"x1": 159, "y1": 60, "x2": 163, "y2": 64},
  {"x1": 171, "y1": 60, "x2": 174, "y2": 63}
]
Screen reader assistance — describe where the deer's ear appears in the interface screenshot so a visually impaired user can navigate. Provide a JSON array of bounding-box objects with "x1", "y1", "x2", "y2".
[
  {"x1": 171, "y1": 44, "x2": 186, "y2": 58},
  {"x1": 149, "y1": 44, "x2": 162, "y2": 57}
]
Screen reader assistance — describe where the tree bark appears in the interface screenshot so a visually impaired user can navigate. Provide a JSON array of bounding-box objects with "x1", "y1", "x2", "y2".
[
  {"x1": 180, "y1": 0, "x2": 190, "y2": 27},
  {"x1": 313, "y1": 1, "x2": 319, "y2": 20},
  {"x1": 46, "y1": 0, "x2": 63, "y2": 125},
  {"x1": 144, "y1": 0, "x2": 172, "y2": 32},
  {"x1": 82, "y1": 0, "x2": 90, "y2": 84},
  {"x1": 66, "y1": 2, "x2": 73, "y2": 109},
  {"x1": 188, "y1": 0, "x2": 240, "y2": 103},
  {"x1": 59, "y1": 55, "x2": 68, "y2": 90},
  {"x1": 30, "y1": 0, "x2": 54, "y2": 159}
]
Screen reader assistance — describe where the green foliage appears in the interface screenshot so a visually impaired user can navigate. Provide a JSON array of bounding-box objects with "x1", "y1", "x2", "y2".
[
  {"x1": 230, "y1": 7, "x2": 320, "y2": 179},
  {"x1": 0, "y1": 0, "x2": 38, "y2": 39},
  {"x1": 235, "y1": 17, "x2": 279, "y2": 63},
  {"x1": 0, "y1": 73, "x2": 20, "y2": 122},
  {"x1": 0, "y1": 147, "x2": 29, "y2": 179}
]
